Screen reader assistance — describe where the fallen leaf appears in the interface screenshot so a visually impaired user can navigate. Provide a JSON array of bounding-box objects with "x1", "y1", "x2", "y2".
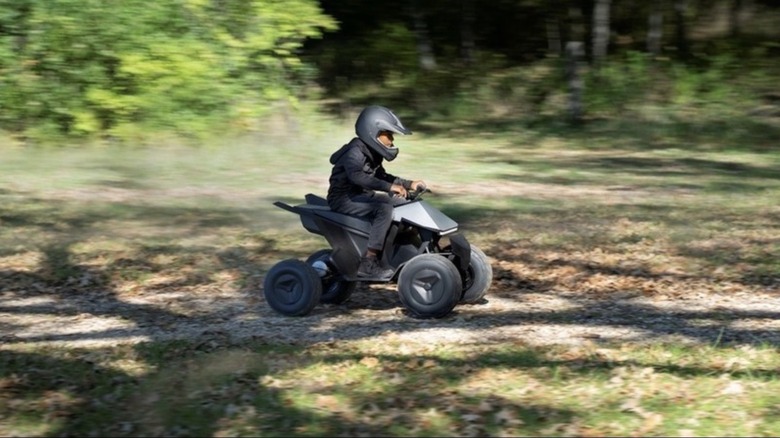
[
  {"x1": 495, "y1": 407, "x2": 523, "y2": 425},
  {"x1": 478, "y1": 399, "x2": 494, "y2": 412},
  {"x1": 637, "y1": 412, "x2": 664, "y2": 435},
  {"x1": 359, "y1": 356, "x2": 380, "y2": 368},
  {"x1": 315, "y1": 394, "x2": 341, "y2": 412},
  {"x1": 388, "y1": 372, "x2": 405, "y2": 385},
  {"x1": 461, "y1": 413, "x2": 482, "y2": 422},
  {"x1": 720, "y1": 381, "x2": 744, "y2": 395}
]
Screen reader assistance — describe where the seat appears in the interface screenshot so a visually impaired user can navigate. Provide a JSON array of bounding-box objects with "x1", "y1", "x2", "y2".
[{"x1": 303, "y1": 193, "x2": 373, "y2": 235}]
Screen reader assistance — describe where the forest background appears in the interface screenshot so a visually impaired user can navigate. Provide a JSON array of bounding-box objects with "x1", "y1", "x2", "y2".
[{"x1": 1, "y1": 0, "x2": 778, "y2": 144}]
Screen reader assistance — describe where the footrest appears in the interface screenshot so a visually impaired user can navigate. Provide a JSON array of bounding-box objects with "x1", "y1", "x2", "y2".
[{"x1": 345, "y1": 272, "x2": 396, "y2": 283}]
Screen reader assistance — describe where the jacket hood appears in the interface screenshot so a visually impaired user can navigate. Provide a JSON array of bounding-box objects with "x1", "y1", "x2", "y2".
[
  {"x1": 329, "y1": 143, "x2": 350, "y2": 165},
  {"x1": 329, "y1": 137, "x2": 377, "y2": 164}
]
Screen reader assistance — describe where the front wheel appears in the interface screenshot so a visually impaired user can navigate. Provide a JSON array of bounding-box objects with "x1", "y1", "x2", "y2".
[
  {"x1": 459, "y1": 245, "x2": 493, "y2": 304},
  {"x1": 263, "y1": 259, "x2": 322, "y2": 316},
  {"x1": 397, "y1": 254, "x2": 461, "y2": 319}
]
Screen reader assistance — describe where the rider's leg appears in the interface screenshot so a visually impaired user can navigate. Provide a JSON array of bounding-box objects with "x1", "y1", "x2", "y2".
[{"x1": 329, "y1": 193, "x2": 394, "y2": 278}]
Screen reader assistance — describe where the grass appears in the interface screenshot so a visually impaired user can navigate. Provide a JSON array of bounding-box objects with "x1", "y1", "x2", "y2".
[
  {"x1": 2, "y1": 107, "x2": 780, "y2": 436},
  {"x1": 2, "y1": 341, "x2": 780, "y2": 436}
]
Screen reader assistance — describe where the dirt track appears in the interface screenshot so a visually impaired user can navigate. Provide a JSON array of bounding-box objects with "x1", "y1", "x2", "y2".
[
  {"x1": 3, "y1": 255, "x2": 779, "y2": 350},
  {"x1": 2, "y1": 181, "x2": 779, "y2": 351}
]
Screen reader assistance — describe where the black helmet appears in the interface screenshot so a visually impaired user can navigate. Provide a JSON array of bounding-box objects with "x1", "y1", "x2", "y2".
[{"x1": 355, "y1": 105, "x2": 412, "y2": 161}]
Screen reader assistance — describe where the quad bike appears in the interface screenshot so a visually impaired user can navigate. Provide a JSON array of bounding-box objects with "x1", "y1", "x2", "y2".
[{"x1": 263, "y1": 188, "x2": 492, "y2": 318}]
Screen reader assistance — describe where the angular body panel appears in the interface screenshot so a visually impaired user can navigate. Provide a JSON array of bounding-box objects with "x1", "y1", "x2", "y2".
[{"x1": 393, "y1": 200, "x2": 459, "y2": 235}]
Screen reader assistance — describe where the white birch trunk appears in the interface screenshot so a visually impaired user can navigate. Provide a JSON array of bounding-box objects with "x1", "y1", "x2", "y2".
[
  {"x1": 647, "y1": 7, "x2": 664, "y2": 56},
  {"x1": 591, "y1": 0, "x2": 611, "y2": 65},
  {"x1": 566, "y1": 42, "x2": 585, "y2": 123},
  {"x1": 412, "y1": 3, "x2": 437, "y2": 70}
]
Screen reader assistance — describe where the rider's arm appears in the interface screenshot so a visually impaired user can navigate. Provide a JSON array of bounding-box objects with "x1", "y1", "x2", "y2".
[
  {"x1": 376, "y1": 165, "x2": 412, "y2": 190},
  {"x1": 342, "y1": 147, "x2": 394, "y2": 192}
]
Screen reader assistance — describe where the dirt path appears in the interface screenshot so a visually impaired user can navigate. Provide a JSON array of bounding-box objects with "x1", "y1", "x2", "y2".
[
  {"x1": 3, "y1": 271, "x2": 779, "y2": 350},
  {"x1": 2, "y1": 181, "x2": 779, "y2": 351}
]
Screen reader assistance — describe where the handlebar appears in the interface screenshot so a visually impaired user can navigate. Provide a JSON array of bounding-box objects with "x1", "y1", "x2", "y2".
[
  {"x1": 406, "y1": 185, "x2": 430, "y2": 201},
  {"x1": 391, "y1": 184, "x2": 430, "y2": 202}
]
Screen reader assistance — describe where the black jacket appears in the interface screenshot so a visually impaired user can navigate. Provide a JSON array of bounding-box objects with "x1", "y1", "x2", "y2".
[{"x1": 327, "y1": 137, "x2": 411, "y2": 203}]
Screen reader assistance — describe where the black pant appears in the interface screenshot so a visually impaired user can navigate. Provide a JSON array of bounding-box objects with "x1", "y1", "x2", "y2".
[{"x1": 328, "y1": 192, "x2": 404, "y2": 252}]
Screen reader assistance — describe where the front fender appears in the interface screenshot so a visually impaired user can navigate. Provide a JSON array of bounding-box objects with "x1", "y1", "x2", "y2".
[{"x1": 448, "y1": 233, "x2": 471, "y2": 272}]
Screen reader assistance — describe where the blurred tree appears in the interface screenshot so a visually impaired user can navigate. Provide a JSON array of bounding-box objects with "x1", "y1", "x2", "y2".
[
  {"x1": 647, "y1": 3, "x2": 664, "y2": 57},
  {"x1": 460, "y1": 0, "x2": 476, "y2": 64},
  {"x1": 566, "y1": 4, "x2": 586, "y2": 123},
  {"x1": 730, "y1": 0, "x2": 742, "y2": 36},
  {"x1": 592, "y1": 0, "x2": 612, "y2": 67},
  {"x1": 411, "y1": 0, "x2": 436, "y2": 70},
  {"x1": 674, "y1": 0, "x2": 691, "y2": 59},
  {"x1": 0, "y1": 0, "x2": 335, "y2": 141}
]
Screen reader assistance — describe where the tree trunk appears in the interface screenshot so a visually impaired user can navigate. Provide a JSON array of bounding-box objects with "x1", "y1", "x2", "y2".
[
  {"x1": 566, "y1": 6, "x2": 586, "y2": 123},
  {"x1": 411, "y1": 1, "x2": 437, "y2": 70},
  {"x1": 730, "y1": 0, "x2": 743, "y2": 37},
  {"x1": 566, "y1": 41, "x2": 585, "y2": 123},
  {"x1": 461, "y1": 0, "x2": 476, "y2": 64},
  {"x1": 591, "y1": 0, "x2": 611, "y2": 66},
  {"x1": 546, "y1": 17, "x2": 562, "y2": 56},
  {"x1": 647, "y1": 6, "x2": 664, "y2": 57},
  {"x1": 674, "y1": 0, "x2": 690, "y2": 59},
  {"x1": 567, "y1": 4, "x2": 586, "y2": 49}
]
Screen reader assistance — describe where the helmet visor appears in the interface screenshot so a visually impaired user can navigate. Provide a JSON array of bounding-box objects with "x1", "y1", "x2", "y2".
[{"x1": 376, "y1": 118, "x2": 412, "y2": 136}]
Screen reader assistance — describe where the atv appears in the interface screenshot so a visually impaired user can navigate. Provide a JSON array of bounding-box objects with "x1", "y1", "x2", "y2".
[{"x1": 263, "y1": 188, "x2": 492, "y2": 318}]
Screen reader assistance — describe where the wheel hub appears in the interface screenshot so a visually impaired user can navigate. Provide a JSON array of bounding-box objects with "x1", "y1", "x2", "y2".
[
  {"x1": 412, "y1": 271, "x2": 443, "y2": 303},
  {"x1": 276, "y1": 274, "x2": 302, "y2": 304}
]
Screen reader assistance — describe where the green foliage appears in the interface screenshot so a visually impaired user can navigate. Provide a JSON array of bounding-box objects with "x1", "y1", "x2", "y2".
[
  {"x1": 585, "y1": 51, "x2": 652, "y2": 112},
  {"x1": 578, "y1": 50, "x2": 772, "y2": 129},
  {"x1": 0, "y1": 0, "x2": 335, "y2": 143},
  {"x1": 306, "y1": 0, "x2": 780, "y2": 132}
]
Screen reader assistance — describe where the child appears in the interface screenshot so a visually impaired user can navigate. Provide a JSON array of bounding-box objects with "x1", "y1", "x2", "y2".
[{"x1": 327, "y1": 105, "x2": 426, "y2": 278}]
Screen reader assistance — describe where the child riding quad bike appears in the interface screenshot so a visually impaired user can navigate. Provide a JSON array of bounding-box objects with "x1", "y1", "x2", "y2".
[
  {"x1": 264, "y1": 106, "x2": 492, "y2": 318},
  {"x1": 264, "y1": 186, "x2": 493, "y2": 318}
]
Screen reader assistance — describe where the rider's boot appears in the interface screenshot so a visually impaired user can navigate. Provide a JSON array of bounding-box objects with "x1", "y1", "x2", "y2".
[{"x1": 357, "y1": 256, "x2": 393, "y2": 279}]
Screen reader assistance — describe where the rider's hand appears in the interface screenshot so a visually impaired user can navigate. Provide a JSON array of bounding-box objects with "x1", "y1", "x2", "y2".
[
  {"x1": 391, "y1": 184, "x2": 408, "y2": 199},
  {"x1": 411, "y1": 180, "x2": 427, "y2": 191}
]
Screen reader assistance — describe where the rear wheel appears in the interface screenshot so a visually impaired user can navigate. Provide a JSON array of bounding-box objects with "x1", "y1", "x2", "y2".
[
  {"x1": 397, "y1": 254, "x2": 461, "y2": 318},
  {"x1": 306, "y1": 249, "x2": 356, "y2": 305},
  {"x1": 263, "y1": 259, "x2": 322, "y2": 316}
]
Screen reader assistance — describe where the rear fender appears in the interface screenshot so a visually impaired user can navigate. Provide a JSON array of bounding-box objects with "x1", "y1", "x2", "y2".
[
  {"x1": 274, "y1": 200, "x2": 369, "y2": 277},
  {"x1": 273, "y1": 201, "x2": 324, "y2": 234}
]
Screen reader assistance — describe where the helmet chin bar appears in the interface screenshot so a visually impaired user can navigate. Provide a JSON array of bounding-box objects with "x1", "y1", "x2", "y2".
[
  {"x1": 384, "y1": 146, "x2": 399, "y2": 161},
  {"x1": 371, "y1": 139, "x2": 399, "y2": 161}
]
